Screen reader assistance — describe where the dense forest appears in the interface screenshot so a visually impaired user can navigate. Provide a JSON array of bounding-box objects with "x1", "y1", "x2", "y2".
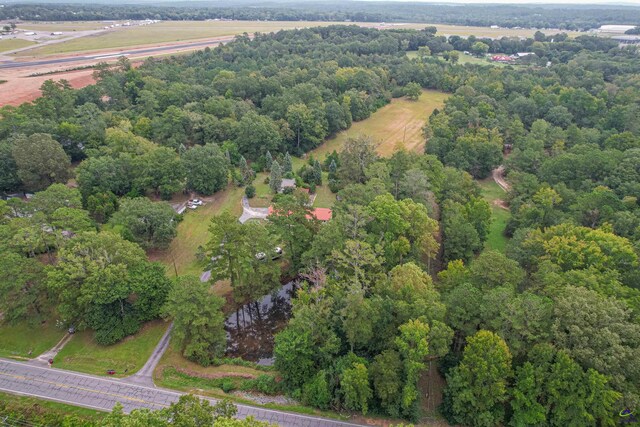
[
  {"x1": 1, "y1": 23, "x2": 640, "y2": 425},
  {"x1": 2, "y1": 2, "x2": 640, "y2": 31}
]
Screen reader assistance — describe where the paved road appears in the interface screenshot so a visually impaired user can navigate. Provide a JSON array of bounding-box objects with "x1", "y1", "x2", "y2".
[
  {"x1": 0, "y1": 37, "x2": 235, "y2": 70},
  {"x1": 239, "y1": 196, "x2": 270, "y2": 224},
  {"x1": 125, "y1": 323, "x2": 173, "y2": 387},
  {"x1": 0, "y1": 358, "x2": 364, "y2": 426}
]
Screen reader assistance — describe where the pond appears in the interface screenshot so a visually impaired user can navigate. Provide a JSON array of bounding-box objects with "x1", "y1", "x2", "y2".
[{"x1": 224, "y1": 281, "x2": 297, "y2": 365}]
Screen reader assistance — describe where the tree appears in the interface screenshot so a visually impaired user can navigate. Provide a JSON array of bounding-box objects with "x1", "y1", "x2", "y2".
[
  {"x1": 395, "y1": 319, "x2": 430, "y2": 411},
  {"x1": 445, "y1": 330, "x2": 512, "y2": 427},
  {"x1": 183, "y1": 144, "x2": 228, "y2": 195},
  {"x1": 341, "y1": 362, "x2": 372, "y2": 415},
  {"x1": 552, "y1": 286, "x2": 640, "y2": 398},
  {"x1": 108, "y1": 197, "x2": 178, "y2": 250},
  {"x1": 162, "y1": 276, "x2": 226, "y2": 366},
  {"x1": 269, "y1": 160, "x2": 282, "y2": 194},
  {"x1": 31, "y1": 184, "x2": 82, "y2": 216},
  {"x1": 238, "y1": 155, "x2": 254, "y2": 186},
  {"x1": 265, "y1": 151, "x2": 273, "y2": 171},
  {"x1": 234, "y1": 112, "x2": 282, "y2": 160},
  {"x1": 283, "y1": 152, "x2": 293, "y2": 173},
  {"x1": 76, "y1": 155, "x2": 136, "y2": 200},
  {"x1": 338, "y1": 136, "x2": 378, "y2": 185},
  {"x1": 136, "y1": 147, "x2": 185, "y2": 199},
  {"x1": 86, "y1": 191, "x2": 119, "y2": 223},
  {"x1": 370, "y1": 350, "x2": 403, "y2": 417},
  {"x1": 269, "y1": 195, "x2": 318, "y2": 271},
  {"x1": 470, "y1": 41, "x2": 489, "y2": 56},
  {"x1": 206, "y1": 212, "x2": 279, "y2": 301},
  {"x1": 0, "y1": 141, "x2": 21, "y2": 194},
  {"x1": 47, "y1": 231, "x2": 169, "y2": 344},
  {"x1": 403, "y1": 82, "x2": 422, "y2": 101},
  {"x1": 11, "y1": 133, "x2": 72, "y2": 192},
  {"x1": 0, "y1": 251, "x2": 47, "y2": 322},
  {"x1": 274, "y1": 328, "x2": 316, "y2": 389}
]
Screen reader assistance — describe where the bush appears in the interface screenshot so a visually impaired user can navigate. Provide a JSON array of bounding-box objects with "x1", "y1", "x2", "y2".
[
  {"x1": 222, "y1": 379, "x2": 236, "y2": 393},
  {"x1": 329, "y1": 179, "x2": 341, "y2": 193},
  {"x1": 309, "y1": 182, "x2": 316, "y2": 194},
  {"x1": 243, "y1": 374, "x2": 281, "y2": 395},
  {"x1": 245, "y1": 185, "x2": 256, "y2": 199},
  {"x1": 302, "y1": 371, "x2": 331, "y2": 410},
  {"x1": 283, "y1": 187, "x2": 294, "y2": 195},
  {"x1": 263, "y1": 176, "x2": 270, "y2": 185}
]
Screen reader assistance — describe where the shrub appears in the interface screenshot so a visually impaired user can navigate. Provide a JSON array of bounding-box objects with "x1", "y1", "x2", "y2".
[
  {"x1": 245, "y1": 185, "x2": 256, "y2": 198},
  {"x1": 222, "y1": 379, "x2": 236, "y2": 393}
]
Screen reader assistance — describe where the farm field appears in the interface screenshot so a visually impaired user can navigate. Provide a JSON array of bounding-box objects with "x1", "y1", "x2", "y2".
[
  {"x1": 479, "y1": 179, "x2": 511, "y2": 253},
  {"x1": 312, "y1": 90, "x2": 448, "y2": 159},
  {"x1": 0, "y1": 38, "x2": 36, "y2": 53},
  {"x1": 53, "y1": 320, "x2": 168, "y2": 377}
]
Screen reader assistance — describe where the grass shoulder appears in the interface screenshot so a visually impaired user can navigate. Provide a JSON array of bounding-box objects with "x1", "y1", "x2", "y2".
[
  {"x1": 53, "y1": 319, "x2": 168, "y2": 377},
  {"x1": 0, "y1": 321, "x2": 64, "y2": 360}
]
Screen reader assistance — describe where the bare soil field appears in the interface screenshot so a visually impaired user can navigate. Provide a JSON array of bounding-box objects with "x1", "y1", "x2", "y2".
[{"x1": 0, "y1": 68, "x2": 95, "y2": 106}]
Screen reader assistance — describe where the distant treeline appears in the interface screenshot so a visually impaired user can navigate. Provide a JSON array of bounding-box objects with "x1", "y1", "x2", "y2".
[{"x1": 2, "y1": 2, "x2": 640, "y2": 31}]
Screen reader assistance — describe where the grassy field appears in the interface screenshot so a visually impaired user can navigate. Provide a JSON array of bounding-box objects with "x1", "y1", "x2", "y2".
[
  {"x1": 479, "y1": 179, "x2": 511, "y2": 252},
  {"x1": 53, "y1": 320, "x2": 168, "y2": 377},
  {"x1": 0, "y1": 38, "x2": 37, "y2": 53},
  {"x1": 153, "y1": 185, "x2": 244, "y2": 277},
  {"x1": 14, "y1": 20, "x2": 564, "y2": 57},
  {"x1": 0, "y1": 322, "x2": 64, "y2": 360},
  {"x1": 18, "y1": 21, "x2": 341, "y2": 56},
  {"x1": 19, "y1": 21, "x2": 113, "y2": 31},
  {"x1": 310, "y1": 90, "x2": 448, "y2": 160},
  {"x1": 0, "y1": 391, "x2": 105, "y2": 421}
]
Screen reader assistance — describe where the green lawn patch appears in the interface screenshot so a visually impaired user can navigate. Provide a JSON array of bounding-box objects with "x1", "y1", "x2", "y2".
[
  {"x1": 54, "y1": 320, "x2": 168, "y2": 377},
  {"x1": 152, "y1": 184, "x2": 244, "y2": 277},
  {"x1": 479, "y1": 179, "x2": 511, "y2": 252},
  {"x1": 0, "y1": 391, "x2": 105, "y2": 424},
  {"x1": 0, "y1": 321, "x2": 65, "y2": 360},
  {"x1": 313, "y1": 184, "x2": 336, "y2": 208},
  {"x1": 0, "y1": 38, "x2": 37, "y2": 53}
]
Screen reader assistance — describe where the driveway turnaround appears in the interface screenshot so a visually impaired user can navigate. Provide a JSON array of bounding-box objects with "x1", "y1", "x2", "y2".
[{"x1": 0, "y1": 358, "x2": 364, "y2": 426}]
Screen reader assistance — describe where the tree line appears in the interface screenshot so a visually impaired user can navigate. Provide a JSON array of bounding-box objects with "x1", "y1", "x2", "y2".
[{"x1": 3, "y1": 2, "x2": 640, "y2": 31}]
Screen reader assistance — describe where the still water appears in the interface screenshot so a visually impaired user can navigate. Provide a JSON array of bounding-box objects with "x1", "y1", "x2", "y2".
[{"x1": 224, "y1": 281, "x2": 297, "y2": 365}]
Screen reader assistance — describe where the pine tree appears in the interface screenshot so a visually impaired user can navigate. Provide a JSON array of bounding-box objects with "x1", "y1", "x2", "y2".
[
  {"x1": 313, "y1": 159, "x2": 323, "y2": 185},
  {"x1": 265, "y1": 151, "x2": 273, "y2": 171},
  {"x1": 239, "y1": 156, "x2": 253, "y2": 185},
  {"x1": 270, "y1": 160, "x2": 283, "y2": 193},
  {"x1": 283, "y1": 152, "x2": 293, "y2": 173}
]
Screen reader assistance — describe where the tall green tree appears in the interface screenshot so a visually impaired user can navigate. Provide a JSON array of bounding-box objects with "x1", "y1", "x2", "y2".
[
  {"x1": 445, "y1": 330, "x2": 512, "y2": 427},
  {"x1": 108, "y1": 197, "x2": 178, "y2": 250},
  {"x1": 183, "y1": 144, "x2": 228, "y2": 195},
  {"x1": 162, "y1": 276, "x2": 226, "y2": 366},
  {"x1": 11, "y1": 133, "x2": 72, "y2": 192}
]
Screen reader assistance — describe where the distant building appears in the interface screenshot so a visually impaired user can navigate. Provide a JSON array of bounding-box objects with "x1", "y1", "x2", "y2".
[
  {"x1": 598, "y1": 25, "x2": 636, "y2": 34},
  {"x1": 612, "y1": 35, "x2": 640, "y2": 45},
  {"x1": 492, "y1": 55, "x2": 512, "y2": 63},
  {"x1": 268, "y1": 206, "x2": 332, "y2": 222},
  {"x1": 490, "y1": 25, "x2": 500, "y2": 29}
]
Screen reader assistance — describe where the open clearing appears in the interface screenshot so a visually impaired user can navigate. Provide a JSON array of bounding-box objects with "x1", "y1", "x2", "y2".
[
  {"x1": 13, "y1": 20, "x2": 558, "y2": 58},
  {"x1": 312, "y1": 90, "x2": 448, "y2": 159},
  {"x1": 54, "y1": 320, "x2": 168, "y2": 377},
  {"x1": 0, "y1": 322, "x2": 64, "y2": 360},
  {"x1": 151, "y1": 186, "x2": 244, "y2": 277},
  {"x1": 0, "y1": 38, "x2": 36, "y2": 53},
  {"x1": 479, "y1": 179, "x2": 510, "y2": 253}
]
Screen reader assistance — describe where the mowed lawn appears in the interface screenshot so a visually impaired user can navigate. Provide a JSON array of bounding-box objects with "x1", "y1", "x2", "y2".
[
  {"x1": 479, "y1": 179, "x2": 511, "y2": 252},
  {"x1": 311, "y1": 90, "x2": 449, "y2": 159},
  {"x1": 54, "y1": 320, "x2": 168, "y2": 377},
  {"x1": 0, "y1": 38, "x2": 37, "y2": 53},
  {"x1": 0, "y1": 322, "x2": 64, "y2": 360},
  {"x1": 152, "y1": 185, "x2": 244, "y2": 277}
]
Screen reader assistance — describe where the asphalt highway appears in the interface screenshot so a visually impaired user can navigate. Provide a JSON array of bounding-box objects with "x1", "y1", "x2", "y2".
[
  {"x1": 0, "y1": 358, "x2": 364, "y2": 426},
  {"x1": 0, "y1": 37, "x2": 235, "y2": 70}
]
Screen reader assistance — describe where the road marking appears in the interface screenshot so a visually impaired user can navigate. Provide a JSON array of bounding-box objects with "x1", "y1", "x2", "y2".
[{"x1": 0, "y1": 371, "x2": 168, "y2": 408}]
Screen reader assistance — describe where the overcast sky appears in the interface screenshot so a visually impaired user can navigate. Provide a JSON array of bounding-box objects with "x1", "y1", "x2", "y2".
[{"x1": 363, "y1": 0, "x2": 639, "y2": 4}]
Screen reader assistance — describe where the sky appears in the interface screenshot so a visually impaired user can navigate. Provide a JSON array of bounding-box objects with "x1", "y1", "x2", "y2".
[{"x1": 362, "y1": 0, "x2": 639, "y2": 4}]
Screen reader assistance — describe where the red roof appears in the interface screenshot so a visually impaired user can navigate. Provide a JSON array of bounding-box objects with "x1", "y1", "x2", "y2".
[
  {"x1": 312, "y1": 208, "x2": 333, "y2": 221},
  {"x1": 268, "y1": 206, "x2": 332, "y2": 221}
]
